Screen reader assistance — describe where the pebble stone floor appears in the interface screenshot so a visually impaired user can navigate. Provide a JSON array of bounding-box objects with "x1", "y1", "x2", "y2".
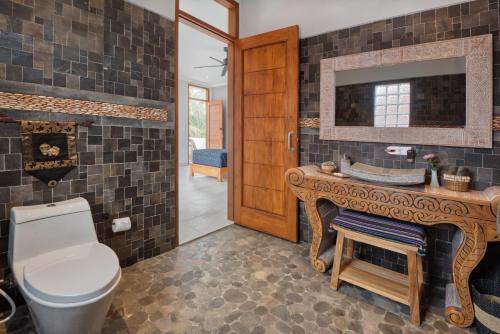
[{"x1": 1, "y1": 225, "x2": 474, "y2": 334}]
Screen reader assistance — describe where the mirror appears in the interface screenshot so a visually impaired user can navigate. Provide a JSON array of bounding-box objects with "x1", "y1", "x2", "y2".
[
  {"x1": 320, "y1": 34, "x2": 493, "y2": 148},
  {"x1": 335, "y1": 58, "x2": 466, "y2": 128}
]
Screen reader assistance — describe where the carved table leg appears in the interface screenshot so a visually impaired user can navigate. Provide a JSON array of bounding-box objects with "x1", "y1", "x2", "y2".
[
  {"x1": 304, "y1": 196, "x2": 338, "y2": 273},
  {"x1": 445, "y1": 223, "x2": 488, "y2": 327}
]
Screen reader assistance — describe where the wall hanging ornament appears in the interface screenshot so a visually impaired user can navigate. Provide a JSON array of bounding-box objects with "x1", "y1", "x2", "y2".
[{"x1": 21, "y1": 121, "x2": 78, "y2": 188}]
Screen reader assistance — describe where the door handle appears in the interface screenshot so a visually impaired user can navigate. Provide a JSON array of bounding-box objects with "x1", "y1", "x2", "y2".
[{"x1": 287, "y1": 131, "x2": 294, "y2": 153}]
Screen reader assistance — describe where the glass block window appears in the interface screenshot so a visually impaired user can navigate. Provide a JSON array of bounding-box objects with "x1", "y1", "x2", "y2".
[{"x1": 374, "y1": 83, "x2": 410, "y2": 128}]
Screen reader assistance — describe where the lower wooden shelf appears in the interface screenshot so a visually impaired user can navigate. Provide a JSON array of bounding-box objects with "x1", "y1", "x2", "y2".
[{"x1": 339, "y1": 259, "x2": 410, "y2": 305}]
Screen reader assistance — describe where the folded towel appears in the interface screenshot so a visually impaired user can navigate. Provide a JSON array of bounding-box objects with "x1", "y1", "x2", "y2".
[{"x1": 330, "y1": 210, "x2": 427, "y2": 256}]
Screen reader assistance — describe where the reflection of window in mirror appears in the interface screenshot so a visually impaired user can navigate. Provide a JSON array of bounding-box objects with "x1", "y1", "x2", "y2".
[
  {"x1": 335, "y1": 58, "x2": 467, "y2": 129},
  {"x1": 374, "y1": 83, "x2": 410, "y2": 128}
]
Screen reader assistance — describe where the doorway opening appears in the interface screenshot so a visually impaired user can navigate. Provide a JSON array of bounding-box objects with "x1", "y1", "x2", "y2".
[{"x1": 177, "y1": 18, "x2": 231, "y2": 244}]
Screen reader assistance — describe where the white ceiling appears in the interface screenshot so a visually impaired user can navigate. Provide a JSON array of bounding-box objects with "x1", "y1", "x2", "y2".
[
  {"x1": 239, "y1": 0, "x2": 466, "y2": 38},
  {"x1": 179, "y1": 23, "x2": 228, "y2": 87}
]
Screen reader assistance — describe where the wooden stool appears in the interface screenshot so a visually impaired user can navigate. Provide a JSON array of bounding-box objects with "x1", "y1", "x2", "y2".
[{"x1": 331, "y1": 225, "x2": 424, "y2": 325}]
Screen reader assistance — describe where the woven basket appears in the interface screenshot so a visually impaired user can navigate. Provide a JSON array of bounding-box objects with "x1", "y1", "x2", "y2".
[{"x1": 443, "y1": 174, "x2": 471, "y2": 192}]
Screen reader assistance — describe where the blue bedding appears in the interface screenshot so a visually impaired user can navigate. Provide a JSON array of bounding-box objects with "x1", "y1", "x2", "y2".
[{"x1": 192, "y1": 149, "x2": 227, "y2": 168}]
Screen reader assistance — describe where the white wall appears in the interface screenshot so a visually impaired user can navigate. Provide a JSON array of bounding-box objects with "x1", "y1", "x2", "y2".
[
  {"x1": 126, "y1": 0, "x2": 175, "y2": 20},
  {"x1": 178, "y1": 80, "x2": 189, "y2": 166},
  {"x1": 239, "y1": 0, "x2": 465, "y2": 38}
]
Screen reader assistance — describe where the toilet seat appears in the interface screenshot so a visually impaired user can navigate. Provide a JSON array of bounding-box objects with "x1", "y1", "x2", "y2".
[{"x1": 23, "y1": 243, "x2": 120, "y2": 304}]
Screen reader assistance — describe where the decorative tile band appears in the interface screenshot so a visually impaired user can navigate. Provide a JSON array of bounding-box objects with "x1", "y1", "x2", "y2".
[
  {"x1": 299, "y1": 118, "x2": 320, "y2": 128},
  {"x1": 0, "y1": 92, "x2": 167, "y2": 122},
  {"x1": 494, "y1": 116, "x2": 500, "y2": 131},
  {"x1": 300, "y1": 117, "x2": 500, "y2": 131}
]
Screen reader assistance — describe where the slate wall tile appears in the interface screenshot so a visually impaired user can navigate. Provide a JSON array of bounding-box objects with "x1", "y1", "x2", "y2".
[
  {"x1": 11, "y1": 50, "x2": 32, "y2": 67},
  {"x1": 0, "y1": 171, "x2": 20, "y2": 187},
  {"x1": 22, "y1": 67, "x2": 43, "y2": 84},
  {"x1": 0, "y1": 0, "x2": 12, "y2": 16},
  {"x1": 80, "y1": 77, "x2": 95, "y2": 91},
  {"x1": 6, "y1": 64, "x2": 22, "y2": 81},
  {"x1": 0, "y1": 47, "x2": 11, "y2": 64},
  {"x1": 12, "y1": 3, "x2": 33, "y2": 21},
  {"x1": 0, "y1": 0, "x2": 174, "y2": 102}
]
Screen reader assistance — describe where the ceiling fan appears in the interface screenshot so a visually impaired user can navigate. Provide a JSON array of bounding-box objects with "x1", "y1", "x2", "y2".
[{"x1": 193, "y1": 47, "x2": 228, "y2": 77}]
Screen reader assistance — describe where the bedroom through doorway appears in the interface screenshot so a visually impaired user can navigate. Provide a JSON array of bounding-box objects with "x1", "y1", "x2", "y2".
[{"x1": 178, "y1": 19, "x2": 232, "y2": 244}]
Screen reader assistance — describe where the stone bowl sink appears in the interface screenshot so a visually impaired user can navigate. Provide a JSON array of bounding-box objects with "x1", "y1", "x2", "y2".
[{"x1": 340, "y1": 158, "x2": 426, "y2": 185}]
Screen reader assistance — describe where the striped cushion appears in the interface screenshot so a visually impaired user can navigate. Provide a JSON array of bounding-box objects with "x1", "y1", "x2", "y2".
[{"x1": 330, "y1": 210, "x2": 427, "y2": 255}]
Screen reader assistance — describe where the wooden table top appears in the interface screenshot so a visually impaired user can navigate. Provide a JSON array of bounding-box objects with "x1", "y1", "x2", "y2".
[{"x1": 288, "y1": 165, "x2": 500, "y2": 211}]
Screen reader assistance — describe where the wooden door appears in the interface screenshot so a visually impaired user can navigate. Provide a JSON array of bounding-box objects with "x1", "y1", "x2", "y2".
[
  {"x1": 234, "y1": 26, "x2": 299, "y2": 242},
  {"x1": 207, "y1": 100, "x2": 224, "y2": 149}
]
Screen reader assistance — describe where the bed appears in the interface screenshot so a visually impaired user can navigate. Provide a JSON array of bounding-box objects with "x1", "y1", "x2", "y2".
[{"x1": 189, "y1": 149, "x2": 228, "y2": 182}]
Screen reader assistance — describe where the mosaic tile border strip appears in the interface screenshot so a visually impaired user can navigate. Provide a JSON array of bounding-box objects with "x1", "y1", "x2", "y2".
[
  {"x1": 0, "y1": 92, "x2": 167, "y2": 122},
  {"x1": 299, "y1": 117, "x2": 500, "y2": 131},
  {"x1": 494, "y1": 116, "x2": 500, "y2": 131},
  {"x1": 299, "y1": 118, "x2": 320, "y2": 128}
]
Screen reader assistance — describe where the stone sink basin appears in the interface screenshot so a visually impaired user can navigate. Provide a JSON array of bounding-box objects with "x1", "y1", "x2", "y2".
[{"x1": 340, "y1": 158, "x2": 426, "y2": 185}]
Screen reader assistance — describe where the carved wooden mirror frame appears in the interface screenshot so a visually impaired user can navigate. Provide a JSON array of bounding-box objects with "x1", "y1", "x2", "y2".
[{"x1": 320, "y1": 34, "x2": 493, "y2": 148}]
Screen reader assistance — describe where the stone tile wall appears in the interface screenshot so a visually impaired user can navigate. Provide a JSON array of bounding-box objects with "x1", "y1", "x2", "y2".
[
  {"x1": 0, "y1": 0, "x2": 175, "y2": 281},
  {"x1": 299, "y1": 0, "x2": 500, "y2": 287},
  {"x1": 0, "y1": 0, "x2": 174, "y2": 101},
  {"x1": 0, "y1": 110, "x2": 176, "y2": 280}
]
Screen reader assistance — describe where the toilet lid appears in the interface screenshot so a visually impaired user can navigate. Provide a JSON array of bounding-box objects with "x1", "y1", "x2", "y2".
[{"x1": 23, "y1": 243, "x2": 121, "y2": 304}]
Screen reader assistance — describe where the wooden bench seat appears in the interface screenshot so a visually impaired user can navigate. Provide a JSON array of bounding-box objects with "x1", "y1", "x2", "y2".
[{"x1": 330, "y1": 212, "x2": 425, "y2": 325}]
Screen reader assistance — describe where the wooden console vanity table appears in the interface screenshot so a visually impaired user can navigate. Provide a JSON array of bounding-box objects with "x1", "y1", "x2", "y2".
[{"x1": 285, "y1": 165, "x2": 500, "y2": 328}]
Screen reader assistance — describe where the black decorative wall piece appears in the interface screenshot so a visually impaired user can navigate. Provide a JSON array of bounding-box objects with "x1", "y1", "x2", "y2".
[{"x1": 21, "y1": 121, "x2": 77, "y2": 187}]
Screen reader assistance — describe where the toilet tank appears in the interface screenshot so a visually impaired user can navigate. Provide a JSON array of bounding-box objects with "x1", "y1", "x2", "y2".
[{"x1": 8, "y1": 198, "x2": 98, "y2": 266}]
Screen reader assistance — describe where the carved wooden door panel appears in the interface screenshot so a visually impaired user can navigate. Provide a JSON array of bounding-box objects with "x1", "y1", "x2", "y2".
[
  {"x1": 234, "y1": 26, "x2": 299, "y2": 242},
  {"x1": 207, "y1": 100, "x2": 224, "y2": 149}
]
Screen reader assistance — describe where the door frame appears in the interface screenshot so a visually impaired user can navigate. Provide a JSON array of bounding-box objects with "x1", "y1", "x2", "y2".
[{"x1": 175, "y1": 0, "x2": 239, "y2": 246}]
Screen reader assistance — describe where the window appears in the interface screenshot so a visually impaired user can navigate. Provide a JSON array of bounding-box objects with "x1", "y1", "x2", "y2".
[
  {"x1": 374, "y1": 83, "x2": 410, "y2": 128},
  {"x1": 188, "y1": 85, "x2": 209, "y2": 160},
  {"x1": 180, "y1": 0, "x2": 229, "y2": 33}
]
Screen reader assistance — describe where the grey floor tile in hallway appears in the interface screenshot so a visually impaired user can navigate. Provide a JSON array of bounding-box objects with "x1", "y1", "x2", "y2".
[
  {"x1": 1, "y1": 225, "x2": 474, "y2": 334},
  {"x1": 178, "y1": 165, "x2": 232, "y2": 244}
]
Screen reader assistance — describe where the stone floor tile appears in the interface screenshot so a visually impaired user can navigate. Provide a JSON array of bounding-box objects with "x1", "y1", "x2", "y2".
[{"x1": 0, "y1": 225, "x2": 476, "y2": 334}]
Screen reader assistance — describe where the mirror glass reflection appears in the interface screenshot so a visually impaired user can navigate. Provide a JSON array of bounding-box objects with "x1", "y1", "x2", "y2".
[{"x1": 334, "y1": 58, "x2": 466, "y2": 128}]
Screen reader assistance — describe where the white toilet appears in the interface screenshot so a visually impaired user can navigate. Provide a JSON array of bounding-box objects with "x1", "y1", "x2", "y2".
[{"x1": 8, "y1": 198, "x2": 121, "y2": 334}]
